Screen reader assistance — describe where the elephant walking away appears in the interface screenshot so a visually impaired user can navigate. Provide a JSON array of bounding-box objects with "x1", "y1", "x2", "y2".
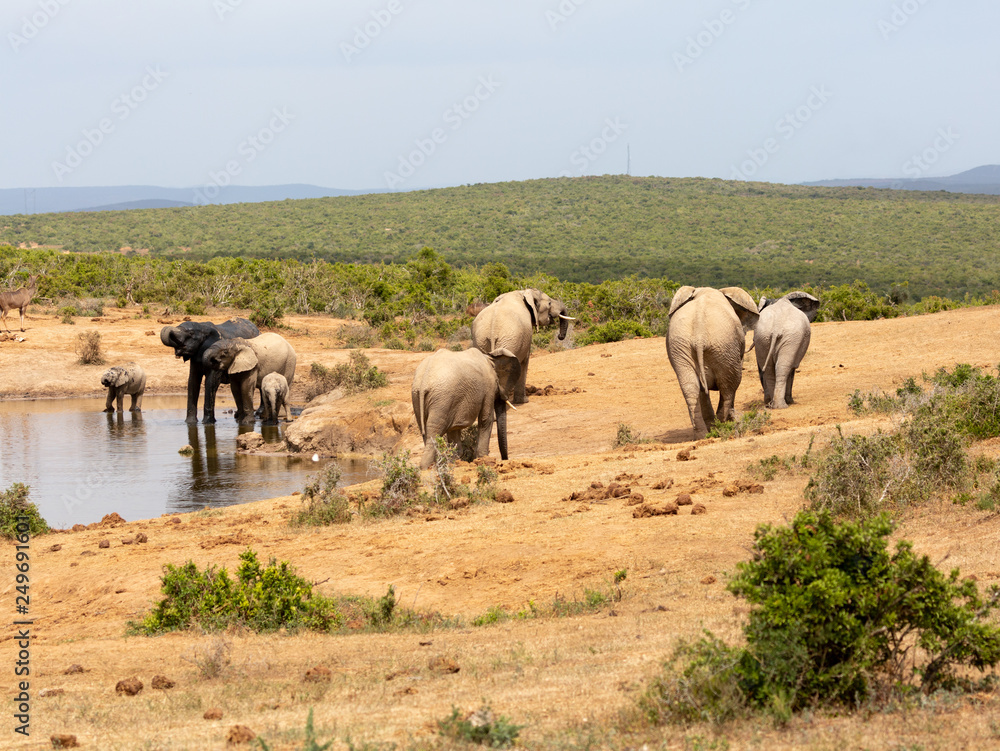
[
  {"x1": 471, "y1": 288, "x2": 574, "y2": 404},
  {"x1": 666, "y1": 286, "x2": 759, "y2": 439},
  {"x1": 160, "y1": 318, "x2": 260, "y2": 424},
  {"x1": 101, "y1": 362, "x2": 146, "y2": 412},
  {"x1": 203, "y1": 332, "x2": 297, "y2": 425},
  {"x1": 411, "y1": 347, "x2": 521, "y2": 470},
  {"x1": 260, "y1": 372, "x2": 290, "y2": 424},
  {"x1": 755, "y1": 291, "x2": 820, "y2": 409}
]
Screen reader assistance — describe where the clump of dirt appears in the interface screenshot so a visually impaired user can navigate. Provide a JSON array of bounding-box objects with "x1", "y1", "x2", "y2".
[
  {"x1": 115, "y1": 677, "x2": 143, "y2": 696},
  {"x1": 525, "y1": 384, "x2": 585, "y2": 397},
  {"x1": 562, "y1": 480, "x2": 635, "y2": 503},
  {"x1": 723, "y1": 480, "x2": 765, "y2": 496}
]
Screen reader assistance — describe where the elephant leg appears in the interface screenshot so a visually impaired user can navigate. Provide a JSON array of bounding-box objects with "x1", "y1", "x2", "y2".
[
  {"x1": 116, "y1": 391, "x2": 125, "y2": 413},
  {"x1": 185, "y1": 368, "x2": 203, "y2": 424},
  {"x1": 476, "y1": 415, "x2": 495, "y2": 459},
  {"x1": 716, "y1": 387, "x2": 737, "y2": 423},
  {"x1": 131, "y1": 391, "x2": 143, "y2": 412},
  {"x1": 238, "y1": 380, "x2": 256, "y2": 425},
  {"x1": 785, "y1": 368, "x2": 796, "y2": 405},
  {"x1": 419, "y1": 436, "x2": 437, "y2": 470},
  {"x1": 513, "y1": 356, "x2": 529, "y2": 405},
  {"x1": 104, "y1": 389, "x2": 115, "y2": 413},
  {"x1": 688, "y1": 390, "x2": 714, "y2": 439},
  {"x1": 202, "y1": 369, "x2": 221, "y2": 424}
]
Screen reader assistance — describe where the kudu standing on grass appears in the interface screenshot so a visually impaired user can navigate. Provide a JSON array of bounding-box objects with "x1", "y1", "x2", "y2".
[{"x1": 0, "y1": 274, "x2": 40, "y2": 332}]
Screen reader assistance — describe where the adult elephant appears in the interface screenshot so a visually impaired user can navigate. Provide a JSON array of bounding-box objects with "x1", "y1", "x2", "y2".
[
  {"x1": 203, "y1": 333, "x2": 297, "y2": 425},
  {"x1": 666, "y1": 286, "x2": 759, "y2": 439},
  {"x1": 160, "y1": 318, "x2": 260, "y2": 424},
  {"x1": 411, "y1": 347, "x2": 521, "y2": 470},
  {"x1": 471, "y1": 288, "x2": 574, "y2": 404},
  {"x1": 755, "y1": 291, "x2": 820, "y2": 409}
]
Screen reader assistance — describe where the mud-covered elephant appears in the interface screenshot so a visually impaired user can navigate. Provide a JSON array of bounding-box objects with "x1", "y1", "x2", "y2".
[
  {"x1": 260, "y1": 372, "x2": 290, "y2": 424},
  {"x1": 100, "y1": 362, "x2": 146, "y2": 413},
  {"x1": 471, "y1": 288, "x2": 574, "y2": 404},
  {"x1": 666, "y1": 286, "x2": 759, "y2": 439},
  {"x1": 755, "y1": 291, "x2": 820, "y2": 409},
  {"x1": 411, "y1": 347, "x2": 521, "y2": 470},
  {"x1": 203, "y1": 332, "x2": 297, "y2": 425},
  {"x1": 160, "y1": 318, "x2": 260, "y2": 424}
]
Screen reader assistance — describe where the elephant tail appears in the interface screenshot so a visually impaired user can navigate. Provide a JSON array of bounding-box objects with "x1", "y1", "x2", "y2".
[
  {"x1": 414, "y1": 388, "x2": 428, "y2": 439},
  {"x1": 762, "y1": 332, "x2": 781, "y2": 374},
  {"x1": 695, "y1": 343, "x2": 710, "y2": 395}
]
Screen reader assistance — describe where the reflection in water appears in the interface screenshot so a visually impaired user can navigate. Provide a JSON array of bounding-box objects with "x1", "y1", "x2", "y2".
[{"x1": 0, "y1": 396, "x2": 371, "y2": 528}]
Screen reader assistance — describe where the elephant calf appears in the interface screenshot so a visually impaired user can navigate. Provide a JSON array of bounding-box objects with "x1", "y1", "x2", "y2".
[
  {"x1": 755, "y1": 291, "x2": 820, "y2": 409},
  {"x1": 411, "y1": 347, "x2": 521, "y2": 470},
  {"x1": 260, "y1": 372, "x2": 290, "y2": 424},
  {"x1": 204, "y1": 332, "x2": 297, "y2": 425},
  {"x1": 101, "y1": 362, "x2": 146, "y2": 413}
]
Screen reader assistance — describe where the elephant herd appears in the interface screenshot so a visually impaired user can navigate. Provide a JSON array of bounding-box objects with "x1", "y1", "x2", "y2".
[
  {"x1": 103, "y1": 286, "x2": 817, "y2": 466},
  {"x1": 101, "y1": 318, "x2": 297, "y2": 426}
]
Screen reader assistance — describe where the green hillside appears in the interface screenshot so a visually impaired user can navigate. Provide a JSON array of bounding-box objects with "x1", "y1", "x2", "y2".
[{"x1": 3, "y1": 176, "x2": 1000, "y2": 299}]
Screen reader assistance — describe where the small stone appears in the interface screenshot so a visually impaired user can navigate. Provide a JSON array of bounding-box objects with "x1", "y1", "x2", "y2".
[
  {"x1": 701, "y1": 575, "x2": 717, "y2": 585},
  {"x1": 225, "y1": 725, "x2": 257, "y2": 745},
  {"x1": 236, "y1": 432, "x2": 265, "y2": 451},
  {"x1": 651, "y1": 478, "x2": 674, "y2": 490},
  {"x1": 204, "y1": 707, "x2": 224, "y2": 720},
  {"x1": 64, "y1": 664, "x2": 85, "y2": 675},
  {"x1": 495, "y1": 490, "x2": 514, "y2": 504},
  {"x1": 98, "y1": 539, "x2": 110, "y2": 549},
  {"x1": 49, "y1": 544, "x2": 62, "y2": 552},
  {"x1": 723, "y1": 484, "x2": 739, "y2": 497},
  {"x1": 676, "y1": 493, "x2": 693, "y2": 506},
  {"x1": 71, "y1": 524, "x2": 86, "y2": 532},
  {"x1": 676, "y1": 449, "x2": 691, "y2": 461},
  {"x1": 151, "y1": 675, "x2": 175, "y2": 689},
  {"x1": 691, "y1": 504, "x2": 707, "y2": 515},
  {"x1": 304, "y1": 666, "x2": 332, "y2": 682},
  {"x1": 50, "y1": 734, "x2": 79, "y2": 748},
  {"x1": 135, "y1": 532, "x2": 148, "y2": 543},
  {"x1": 121, "y1": 537, "x2": 134, "y2": 545},
  {"x1": 178, "y1": 444, "x2": 194, "y2": 455},
  {"x1": 115, "y1": 677, "x2": 143, "y2": 696}
]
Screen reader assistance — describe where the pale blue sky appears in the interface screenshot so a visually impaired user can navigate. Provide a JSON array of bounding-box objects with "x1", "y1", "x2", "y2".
[{"x1": 3, "y1": 0, "x2": 997, "y2": 190}]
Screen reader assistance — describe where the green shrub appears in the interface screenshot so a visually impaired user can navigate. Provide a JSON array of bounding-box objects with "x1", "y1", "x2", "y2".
[
  {"x1": 613, "y1": 422, "x2": 653, "y2": 447},
  {"x1": 473, "y1": 463, "x2": 499, "y2": 501},
  {"x1": 431, "y1": 436, "x2": 461, "y2": 503},
  {"x1": 1, "y1": 483, "x2": 49, "y2": 539},
  {"x1": 382, "y1": 337, "x2": 406, "y2": 350},
  {"x1": 436, "y1": 705, "x2": 523, "y2": 748},
  {"x1": 130, "y1": 548, "x2": 343, "y2": 635},
  {"x1": 249, "y1": 296, "x2": 284, "y2": 328},
  {"x1": 58, "y1": 305, "x2": 77, "y2": 324},
  {"x1": 642, "y1": 511, "x2": 1000, "y2": 726},
  {"x1": 75, "y1": 329, "x2": 105, "y2": 365},
  {"x1": 306, "y1": 352, "x2": 389, "y2": 401},
  {"x1": 706, "y1": 407, "x2": 770, "y2": 440},
  {"x1": 369, "y1": 451, "x2": 421, "y2": 516},
  {"x1": 818, "y1": 280, "x2": 898, "y2": 322},
  {"x1": 292, "y1": 465, "x2": 351, "y2": 526},
  {"x1": 575, "y1": 319, "x2": 653, "y2": 346}
]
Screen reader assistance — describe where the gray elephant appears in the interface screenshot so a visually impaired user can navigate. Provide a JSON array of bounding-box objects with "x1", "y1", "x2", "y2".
[
  {"x1": 260, "y1": 372, "x2": 290, "y2": 424},
  {"x1": 471, "y1": 288, "x2": 574, "y2": 404},
  {"x1": 203, "y1": 332, "x2": 297, "y2": 425},
  {"x1": 666, "y1": 286, "x2": 759, "y2": 439},
  {"x1": 755, "y1": 291, "x2": 820, "y2": 409},
  {"x1": 411, "y1": 347, "x2": 521, "y2": 470},
  {"x1": 160, "y1": 318, "x2": 260, "y2": 424},
  {"x1": 100, "y1": 362, "x2": 146, "y2": 413}
]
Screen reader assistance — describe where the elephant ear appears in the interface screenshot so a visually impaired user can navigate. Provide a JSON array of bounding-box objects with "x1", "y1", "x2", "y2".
[
  {"x1": 785, "y1": 291, "x2": 821, "y2": 322},
  {"x1": 521, "y1": 289, "x2": 540, "y2": 328},
  {"x1": 720, "y1": 287, "x2": 760, "y2": 334},
  {"x1": 114, "y1": 369, "x2": 130, "y2": 387},
  {"x1": 668, "y1": 286, "x2": 697, "y2": 317},
  {"x1": 488, "y1": 349, "x2": 522, "y2": 399},
  {"x1": 229, "y1": 346, "x2": 258, "y2": 375},
  {"x1": 758, "y1": 296, "x2": 773, "y2": 311}
]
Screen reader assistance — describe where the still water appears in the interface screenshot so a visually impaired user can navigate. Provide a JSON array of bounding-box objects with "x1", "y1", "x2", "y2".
[{"x1": 0, "y1": 396, "x2": 370, "y2": 528}]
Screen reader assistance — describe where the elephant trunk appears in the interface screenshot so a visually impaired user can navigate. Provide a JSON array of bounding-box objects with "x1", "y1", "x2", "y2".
[
  {"x1": 494, "y1": 396, "x2": 509, "y2": 460},
  {"x1": 557, "y1": 313, "x2": 570, "y2": 341}
]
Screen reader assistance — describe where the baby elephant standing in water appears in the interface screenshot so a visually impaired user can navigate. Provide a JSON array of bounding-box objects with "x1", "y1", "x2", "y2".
[
  {"x1": 260, "y1": 372, "x2": 290, "y2": 424},
  {"x1": 101, "y1": 362, "x2": 146, "y2": 413}
]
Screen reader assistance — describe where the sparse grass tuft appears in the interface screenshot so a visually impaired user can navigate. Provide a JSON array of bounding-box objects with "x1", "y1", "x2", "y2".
[
  {"x1": 75, "y1": 329, "x2": 105, "y2": 365},
  {"x1": 367, "y1": 451, "x2": 421, "y2": 517},
  {"x1": 707, "y1": 406, "x2": 771, "y2": 440},
  {"x1": 306, "y1": 351, "x2": 389, "y2": 401},
  {"x1": 613, "y1": 422, "x2": 654, "y2": 448},
  {"x1": 292, "y1": 465, "x2": 352, "y2": 526},
  {"x1": 436, "y1": 705, "x2": 523, "y2": 748}
]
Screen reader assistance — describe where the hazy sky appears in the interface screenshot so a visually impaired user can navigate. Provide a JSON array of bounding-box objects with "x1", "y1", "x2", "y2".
[{"x1": 3, "y1": 0, "x2": 997, "y2": 191}]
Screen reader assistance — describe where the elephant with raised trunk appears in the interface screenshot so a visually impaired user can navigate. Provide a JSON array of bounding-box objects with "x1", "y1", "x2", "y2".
[
  {"x1": 160, "y1": 318, "x2": 260, "y2": 424},
  {"x1": 260, "y1": 372, "x2": 290, "y2": 424},
  {"x1": 755, "y1": 291, "x2": 820, "y2": 409},
  {"x1": 471, "y1": 288, "x2": 574, "y2": 404},
  {"x1": 666, "y1": 286, "x2": 759, "y2": 439},
  {"x1": 411, "y1": 347, "x2": 521, "y2": 470},
  {"x1": 101, "y1": 362, "x2": 146, "y2": 413},
  {"x1": 203, "y1": 332, "x2": 297, "y2": 425}
]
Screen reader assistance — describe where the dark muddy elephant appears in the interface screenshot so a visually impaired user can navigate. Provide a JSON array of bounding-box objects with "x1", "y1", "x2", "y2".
[{"x1": 159, "y1": 318, "x2": 260, "y2": 424}]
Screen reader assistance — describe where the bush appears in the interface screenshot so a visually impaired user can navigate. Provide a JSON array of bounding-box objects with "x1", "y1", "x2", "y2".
[
  {"x1": 613, "y1": 422, "x2": 653, "y2": 448},
  {"x1": 0, "y1": 483, "x2": 49, "y2": 539},
  {"x1": 369, "y1": 450, "x2": 421, "y2": 516},
  {"x1": 305, "y1": 352, "x2": 389, "y2": 400},
  {"x1": 706, "y1": 406, "x2": 770, "y2": 440},
  {"x1": 338, "y1": 323, "x2": 377, "y2": 349},
  {"x1": 249, "y1": 296, "x2": 284, "y2": 328},
  {"x1": 292, "y1": 465, "x2": 351, "y2": 526},
  {"x1": 575, "y1": 318, "x2": 653, "y2": 346},
  {"x1": 473, "y1": 463, "x2": 499, "y2": 501},
  {"x1": 75, "y1": 330, "x2": 105, "y2": 365},
  {"x1": 431, "y1": 436, "x2": 460, "y2": 503},
  {"x1": 436, "y1": 705, "x2": 523, "y2": 748},
  {"x1": 642, "y1": 510, "x2": 1000, "y2": 726},
  {"x1": 130, "y1": 548, "x2": 344, "y2": 634}
]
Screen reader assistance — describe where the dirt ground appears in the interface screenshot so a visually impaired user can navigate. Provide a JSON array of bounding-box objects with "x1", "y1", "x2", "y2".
[{"x1": 2, "y1": 305, "x2": 1000, "y2": 750}]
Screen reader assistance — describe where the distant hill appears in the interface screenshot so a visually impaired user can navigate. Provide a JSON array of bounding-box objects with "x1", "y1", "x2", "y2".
[
  {"x1": 804, "y1": 165, "x2": 1000, "y2": 195},
  {"x1": 0, "y1": 184, "x2": 379, "y2": 215},
  {"x1": 5, "y1": 175, "x2": 1000, "y2": 300}
]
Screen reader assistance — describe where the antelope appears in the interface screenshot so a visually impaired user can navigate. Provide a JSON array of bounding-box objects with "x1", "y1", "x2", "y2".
[{"x1": 0, "y1": 275, "x2": 40, "y2": 332}]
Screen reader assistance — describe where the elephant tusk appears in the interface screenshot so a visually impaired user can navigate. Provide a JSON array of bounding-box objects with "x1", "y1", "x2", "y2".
[
  {"x1": 506, "y1": 400, "x2": 517, "y2": 411},
  {"x1": 559, "y1": 314, "x2": 576, "y2": 321}
]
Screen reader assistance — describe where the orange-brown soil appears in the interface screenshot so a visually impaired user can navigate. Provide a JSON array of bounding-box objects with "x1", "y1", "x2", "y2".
[{"x1": 1, "y1": 305, "x2": 1000, "y2": 749}]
